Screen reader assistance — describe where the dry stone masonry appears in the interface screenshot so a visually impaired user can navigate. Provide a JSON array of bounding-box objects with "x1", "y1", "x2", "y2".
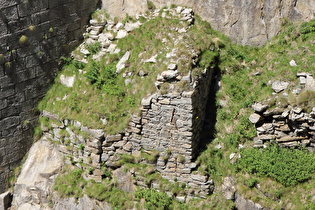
[
  {"x1": 0, "y1": 0, "x2": 99, "y2": 193},
  {"x1": 37, "y1": 7, "x2": 215, "y2": 200},
  {"x1": 250, "y1": 72, "x2": 315, "y2": 150}
]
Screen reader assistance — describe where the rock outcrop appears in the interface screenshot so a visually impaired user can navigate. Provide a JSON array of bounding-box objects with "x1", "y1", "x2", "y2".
[
  {"x1": 11, "y1": 138, "x2": 64, "y2": 209},
  {"x1": 101, "y1": 0, "x2": 315, "y2": 46}
]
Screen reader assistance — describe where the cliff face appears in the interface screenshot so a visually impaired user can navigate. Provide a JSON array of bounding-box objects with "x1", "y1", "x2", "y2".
[
  {"x1": 0, "y1": 0, "x2": 99, "y2": 193},
  {"x1": 101, "y1": 0, "x2": 315, "y2": 46}
]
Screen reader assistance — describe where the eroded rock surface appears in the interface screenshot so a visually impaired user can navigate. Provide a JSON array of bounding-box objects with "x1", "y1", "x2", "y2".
[
  {"x1": 11, "y1": 138, "x2": 64, "y2": 209},
  {"x1": 101, "y1": 0, "x2": 315, "y2": 46}
]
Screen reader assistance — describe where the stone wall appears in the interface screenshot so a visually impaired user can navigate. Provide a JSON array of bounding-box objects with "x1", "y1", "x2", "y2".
[
  {"x1": 250, "y1": 73, "x2": 315, "y2": 150},
  {"x1": 0, "y1": 0, "x2": 99, "y2": 193},
  {"x1": 40, "y1": 66, "x2": 215, "y2": 199},
  {"x1": 101, "y1": 0, "x2": 315, "y2": 46}
]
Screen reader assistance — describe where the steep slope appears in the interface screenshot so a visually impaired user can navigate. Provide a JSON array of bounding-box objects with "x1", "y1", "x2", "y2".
[
  {"x1": 101, "y1": 0, "x2": 315, "y2": 46},
  {"x1": 7, "y1": 5, "x2": 315, "y2": 210}
]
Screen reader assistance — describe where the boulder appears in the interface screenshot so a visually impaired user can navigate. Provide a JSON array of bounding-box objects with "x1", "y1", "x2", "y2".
[
  {"x1": 252, "y1": 103, "x2": 268, "y2": 113},
  {"x1": 157, "y1": 70, "x2": 179, "y2": 81},
  {"x1": 289, "y1": 59, "x2": 297, "y2": 66},
  {"x1": 116, "y1": 51, "x2": 130, "y2": 73},
  {"x1": 124, "y1": 21, "x2": 141, "y2": 32},
  {"x1": 305, "y1": 75, "x2": 315, "y2": 91},
  {"x1": 116, "y1": 30, "x2": 128, "y2": 39},
  {"x1": 222, "y1": 177, "x2": 236, "y2": 200},
  {"x1": 272, "y1": 80, "x2": 289, "y2": 93},
  {"x1": 249, "y1": 113, "x2": 262, "y2": 124},
  {"x1": 167, "y1": 63, "x2": 177, "y2": 70},
  {"x1": 11, "y1": 138, "x2": 64, "y2": 209},
  {"x1": 235, "y1": 193, "x2": 263, "y2": 210}
]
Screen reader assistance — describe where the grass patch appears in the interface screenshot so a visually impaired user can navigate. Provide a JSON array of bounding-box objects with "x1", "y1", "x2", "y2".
[
  {"x1": 236, "y1": 145, "x2": 315, "y2": 186},
  {"x1": 38, "y1": 11, "x2": 221, "y2": 134}
]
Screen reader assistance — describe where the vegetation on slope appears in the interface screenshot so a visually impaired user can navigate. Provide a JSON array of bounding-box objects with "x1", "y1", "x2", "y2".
[
  {"x1": 44, "y1": 4, "x2": 315, "y2": 209},
  {"x1": 196, "y1": 18, "x2": 315, "y2": 209},
  {"x1": 38, "y1": 9, "x2": 223, "y2": 134}
]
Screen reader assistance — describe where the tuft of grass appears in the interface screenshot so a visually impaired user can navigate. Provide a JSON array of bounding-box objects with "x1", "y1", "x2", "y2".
[
  {"x1": 19, "y1": 35, "x2": 28, "y2": 44},
  {"x1": 28, "y1": 25, "x2": 35, "y2": 31}
]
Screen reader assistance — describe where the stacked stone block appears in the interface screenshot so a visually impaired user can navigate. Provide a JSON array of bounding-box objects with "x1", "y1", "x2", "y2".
[{"x1": 40, "y1": 66, "x2": 214, "y2": 199}]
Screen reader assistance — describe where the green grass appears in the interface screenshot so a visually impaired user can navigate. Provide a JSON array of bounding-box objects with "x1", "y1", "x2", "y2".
[
  {"x1": 44, "y1": 7, "x2": 315, "y2": 209},
  {"x1": 38, "y1": 11, "x2": 222, "y2": 134},
  {"x1": 194, "y1": 18, "x2": 315, "y2": 208},
  {"x1": 236, "y1": 145, "x2": 315, "y2": 186}
]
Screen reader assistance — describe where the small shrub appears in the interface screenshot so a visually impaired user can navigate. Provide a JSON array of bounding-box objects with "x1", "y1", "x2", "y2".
[
  {"x1": 142, "y1": 150, "x2": 159, "y2": 164},
  {"x1": 135, "y1": 188, "x2": 172, "y2": 210},
  {"x1": 19, "y1": 35, "x2": 28, "y2": 44},
  {"x1": 86, "y1": 42, "x2": 101, "y2": 55},
  {"x1": 274, "y1": 189, "x2": 283, "y2": 199},
  {"x1": 236, "y1": 145, "x2": 315, "y2": 186},
  {"x1": 300, "y1": 19, "x2": 315, "y2": 34},
  {"x1": 246, "y1": 178, "x2": 258, "y2": 188},
  {"x1": 119, "y1": 154, "x2": 136, "y2": 164},
  {"x1": 54, "y1": 168, "x2": 86, "y2": 198},
  {"x1": 28, "y1": 25, "x2": 35, "y2": 31},
  {"x1": 78, "y1": 144, "x2": 85, "y2": 150},
  {"x1": 0, "y1": 54, "x2": 5, "y2": 64},
  {"x1": 177, "y1": 154, "x2": 185, "y2": 164}
]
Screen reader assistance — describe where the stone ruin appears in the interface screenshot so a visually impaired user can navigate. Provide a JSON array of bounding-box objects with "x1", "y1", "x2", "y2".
[
  {"x1": 39, "y1": 7, "x2": 215, "y2": 201},
  {"x1": 250, "y1": 72, "x2": 315, "y2": 150}
]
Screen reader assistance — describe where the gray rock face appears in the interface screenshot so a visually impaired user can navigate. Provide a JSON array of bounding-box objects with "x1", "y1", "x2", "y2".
[
  {"x1": 54, "y1": 195, "x2": 111, "y2": 210},
  {"x1": 222, "y1": 177, "x2": 236, "y2": 200},
  {"x1": 101, "y1": 0, "x2": 315, "y2": 46},
  {"x1": 11, "y1": 138, "x2": 64, "y2": 209},
  {"x1": 235, "y1": 193, "x2": 264, "y2": 210}
]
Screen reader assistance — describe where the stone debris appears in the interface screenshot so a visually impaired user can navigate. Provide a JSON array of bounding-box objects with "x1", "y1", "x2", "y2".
[
  {"x1": 124, "y1": 21, "x2": 141, "y2": 32},
  {"x1": 116, "y1": 51, "x2": 130, "y2": 73},
  {"x1": 252, "y1": 102, "x2": 268, "y2": 113},
  {"x1": 289, "y1": 59, "x2": 297, "y2": 66},
  {"x1": 144, "y1": 54, "x2": 157, "y2": 63},
  {"x1": 249, "y1": 113, "x2": 263, "y2": 124}
]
